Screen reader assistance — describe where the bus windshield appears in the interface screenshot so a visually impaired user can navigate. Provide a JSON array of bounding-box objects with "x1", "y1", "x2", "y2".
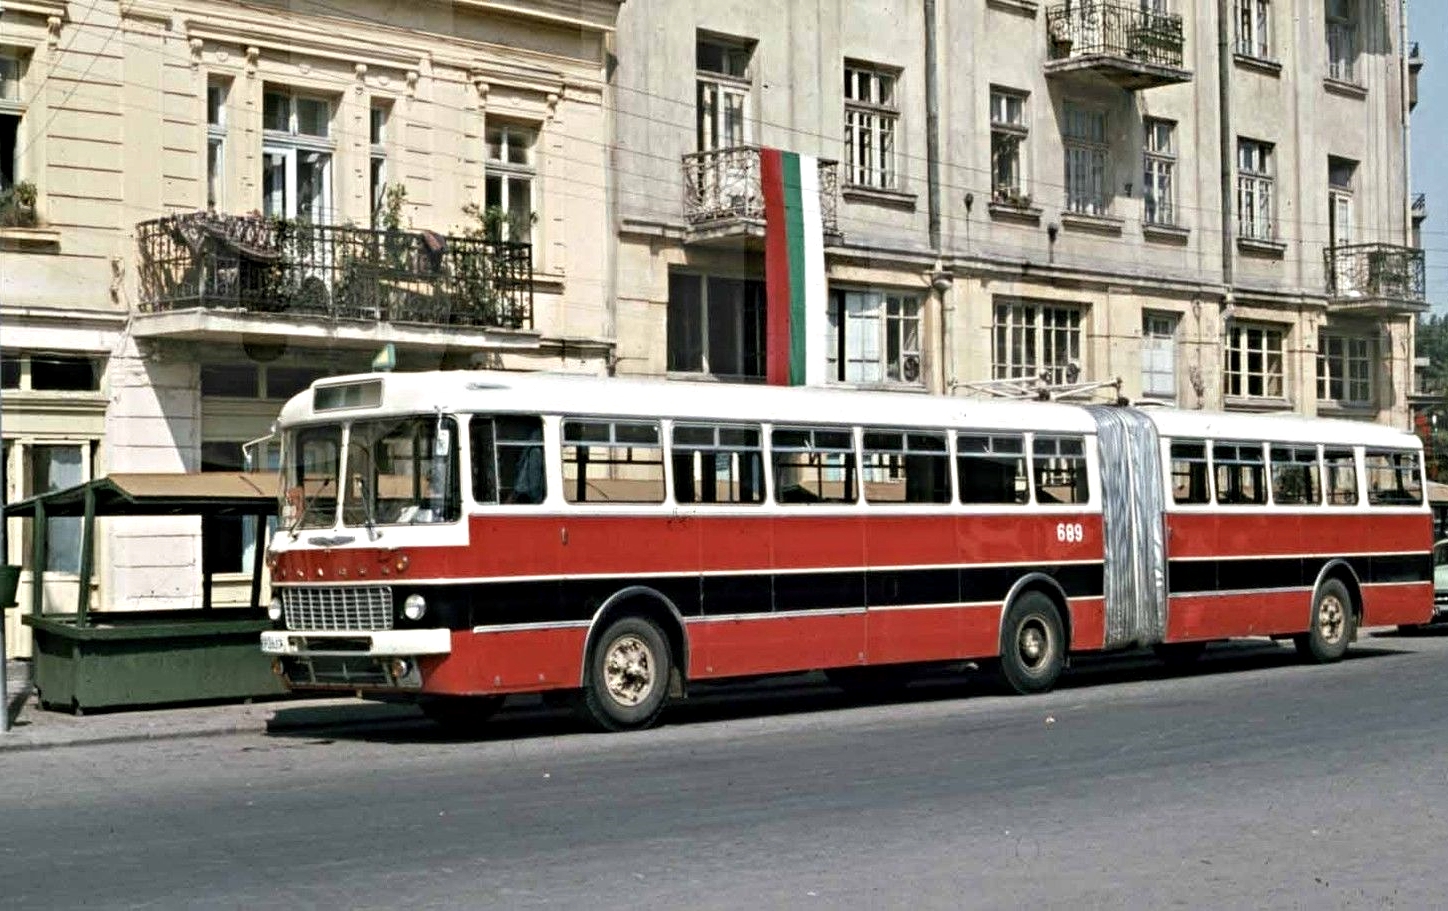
[
  {"x1": 284, "y1": 425, "x2": 342, "y2": 531},
  {"x1": 342, "y1": 415, "x2": 460, "y2": 527}
]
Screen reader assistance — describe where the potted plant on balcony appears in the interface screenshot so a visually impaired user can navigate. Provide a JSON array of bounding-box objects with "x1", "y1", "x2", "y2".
[{"x1": 0, "y1": 181, "x2": 39, "y2": 228}]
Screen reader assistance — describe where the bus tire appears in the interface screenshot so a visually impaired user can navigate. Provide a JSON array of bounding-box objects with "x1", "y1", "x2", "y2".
[
  {"x1": 1295, "y1": 578, "x2": 1354, "y2": 664},
  {"x1": 420, "y1": 695, "x2": 505, "y2": 731},
  {"x1": 578, "y1": 615, "x2": 671, "y2": 732},
  {"x1": 995, "y1": 591, "x2": 1066, "y2": 695}
]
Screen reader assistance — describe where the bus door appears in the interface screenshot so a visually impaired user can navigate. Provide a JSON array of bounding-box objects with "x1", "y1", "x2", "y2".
[{"x1": 1086, "y1": 407, "x2": 1168, "y2": 648}]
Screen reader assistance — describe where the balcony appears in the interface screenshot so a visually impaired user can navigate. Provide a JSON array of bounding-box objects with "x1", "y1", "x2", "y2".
[
  {"x1": 134, "y1": 213, "x2": 533, "y2": 348},
  {"x1": 1323, "y1": 243, "x2": 1427, "y2": 314},
  {"x1": 681, "y1": 146, "x2": 840, "y2": 246},
  {"x1": 1413, "y1": 193, "x2": 1427, "y2": 222},
  {"x1": 1409, "y1": 41, "x2": 1423, "y2": 110},
  {"x1": 1045, "y1": 2, "x2": 1190, "y2": 90}
]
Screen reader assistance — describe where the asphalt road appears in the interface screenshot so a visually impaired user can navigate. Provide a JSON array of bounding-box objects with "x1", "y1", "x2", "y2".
[{"x1": 5, "y1": 631, "x2": 1448, "y2": 910}]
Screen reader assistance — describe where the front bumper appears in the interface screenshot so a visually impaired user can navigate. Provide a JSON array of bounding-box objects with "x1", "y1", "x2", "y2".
[{"x1": 261, "y1": 628, "x2": 451, "y2": 657}]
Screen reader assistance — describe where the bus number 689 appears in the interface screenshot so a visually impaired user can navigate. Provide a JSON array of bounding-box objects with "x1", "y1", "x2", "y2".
[{"x1": 1056, "y1": 523, "x2": 1085, "y2": 544}]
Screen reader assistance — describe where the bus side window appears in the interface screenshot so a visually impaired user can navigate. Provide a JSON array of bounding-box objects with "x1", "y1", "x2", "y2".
[
  {"x1": 771, "y1": 426, "x2": 857, "y2": 504},
  {"x1": 956, "y1": 433, "x2": 1028, "y2": 505},
  {"x1": 471, "y1": 416, "x2": 546, "y2": 505},
  {"x1": 862, "y1": 430, "x2": 950, "y2": 504},
  {"x1": 1032, "y1": 435, "x2": 1089, "y2": 504},
  {"x1": 671, "y1": 423, "x2": 765, "y2": 505},
  {"x1": 1324, "y1": 448, "x2": 1358, "y2": 505},
  {"x1": 1213, "y1": 442, "x2": 1266, "y2": 505},
  {"x1": 1365, "y1": 449, "x2": 1423, "y2": 506},
  {"x1": 1169, "y1": 440, "x2": 1210, "y2": 504},
  {"x1": 562, "y1": 419, "x2": 665, "y2": 504},
  {"x1": 1270, "y1": 445, "x2": 1321, "y2": 506}
]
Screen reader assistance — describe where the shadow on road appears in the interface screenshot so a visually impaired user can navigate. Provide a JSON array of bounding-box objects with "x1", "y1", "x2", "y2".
[{"x1": 264, "y1": 635, "x2": 1414, "y2": 747}]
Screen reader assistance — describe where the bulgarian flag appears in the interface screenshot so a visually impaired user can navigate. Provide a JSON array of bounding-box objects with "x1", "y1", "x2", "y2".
[{"x1": 761, "y1": 148, "x2": 827, "y2": 386}]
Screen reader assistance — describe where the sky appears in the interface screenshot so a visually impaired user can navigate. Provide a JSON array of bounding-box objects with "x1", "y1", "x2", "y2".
[{"x1": 1411, "y1": 2, "x2": 1447, "y2": 312}]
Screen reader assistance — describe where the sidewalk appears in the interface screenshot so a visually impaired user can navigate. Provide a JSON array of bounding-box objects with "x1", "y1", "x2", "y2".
[{"x1": 1, "y1": 659, "x2": 424, "y2": 752}]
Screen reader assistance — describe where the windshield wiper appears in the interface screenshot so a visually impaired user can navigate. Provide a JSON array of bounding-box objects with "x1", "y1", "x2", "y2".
[
  {"x1": 347, "y1": 442, "x2": 382, "y2": 541},
  {"x1": 287, "y1": 477, "x2": 333, "y2": 539}
]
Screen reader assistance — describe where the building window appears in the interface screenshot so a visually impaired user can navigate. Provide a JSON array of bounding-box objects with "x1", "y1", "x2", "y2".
[
  {"x1": 485, "y1": 122, "x2": 535, "y2": 241},
  {"x1": 696, "y1": 34, "x2": 752, "y2": 153},
  {"x1": 1236, "y1": 0, "x2": 1272, "y2": 59},
  {"x1": 1223, "y1": 323, "x2": 1284, "y2": 399},
  {"x1": 1237, "y1": 138, "x2": 1274, "y2": 241},
  {"x1": 667, "y1": 272, "x2": 765, "y2": 378},
  {"x1": 261, "y1": 88, "x2": 334, "y2": 222},
  {"x1": 1317, "y1": 332, "x2": 1373, "y2": 406},
  {"x1": 827, "y1": 289, "x2": 922, "y2": 386},
  {"x1": 22, "y1": 443, "x2": 93, "y2": 573},
  {"x1": 844, "y1": 62, "x2": 899, "y2": 190},
  {"x1": 1326, "y1": 0, "x2": 1358, "y2": 83},
  {"x1": 1, "y1": 51, "x2": 27, "y2": 196},
  {"x1": 370, "y1": 102, "x2": 390, "y2": 227},
  {"x1": 1143, "y1": 118, "x2": 1176, "y2": 226},
  {"x1": 0, "y1": 352, "x2": 105, "y2": 392},
  {"x1": 1063, "y1": 103, "x2": 1108, "y2": 216},
  {"x1": 990, "y1": 88, "x2": 1028, "y2": 204},
  {"x1": 201, "y1": 441, "x2": 280, "y2": 574},
  {"x1": 1141, "y1": 312, "x2": 1178, "y2": 401},
  {"x1": 206, "y1": 79, "x2": 228, "y2": 210},
  {"x1": 993, "y1": 300, "x2": 1084, "y2": 385},
  {"x1": 1328, "y1": 156, "x2": 1356, "y2": 248}
]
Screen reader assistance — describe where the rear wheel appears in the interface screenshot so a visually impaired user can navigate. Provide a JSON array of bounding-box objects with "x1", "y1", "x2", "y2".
[
  {"x1": 420, "y1": 695, "x2": 505, "y2": 731},
  {"x1": 577, "y1": 615, "x2": 672, "y2": 732},
  {"x1": 995, "y1": 591, "x2": 1066, "y2": 695},
  {"x1": 1295, "y1": 579, "x2": 1354, "y2": 663}
]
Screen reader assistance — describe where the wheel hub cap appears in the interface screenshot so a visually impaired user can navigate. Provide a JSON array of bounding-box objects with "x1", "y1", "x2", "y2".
[
  {"x1": 1019, "y1": 622, "x2": 1048, "y2": 669},
  {"x1": 604, "y1": 635, "x2": 654, "y2": 707},
  {"x1": 1319, "y1": 596, "x2": 1346, "y2": 645}
]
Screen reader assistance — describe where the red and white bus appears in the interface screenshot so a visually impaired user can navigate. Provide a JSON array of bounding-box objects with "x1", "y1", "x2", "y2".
[{"x1": 260, "y1": 370, "x2": 1432, "y2": 730}]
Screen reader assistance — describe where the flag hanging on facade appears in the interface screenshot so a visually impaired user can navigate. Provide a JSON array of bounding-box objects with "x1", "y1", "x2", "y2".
[{"x1": 761, "y1": 148, "x2": 827, "y2": 386}]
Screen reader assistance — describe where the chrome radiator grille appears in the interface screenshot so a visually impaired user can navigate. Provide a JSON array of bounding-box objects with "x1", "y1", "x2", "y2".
[{"x1": 282, "y1": 586, "x2": 394, "y2": 631}]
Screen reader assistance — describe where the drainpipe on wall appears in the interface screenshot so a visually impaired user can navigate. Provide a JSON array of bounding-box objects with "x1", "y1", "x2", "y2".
[
  {"x1": 923, "y1": 0, "x2": 954, "y2": 394},
  {"x1": 1400, "y1": 0, "x2": 1412, "y2": 246},
  {"x1": 1217, "y1": 0, "x2": 1234, "y2": 296}
]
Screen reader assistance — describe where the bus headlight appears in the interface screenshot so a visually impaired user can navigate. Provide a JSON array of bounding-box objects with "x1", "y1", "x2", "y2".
[
  {"x1": 267, "y1": 596, "x2": 284, "y2": 623},
  {"x1": 403, "y1": 593, "x2": 427, "y2": 621}
]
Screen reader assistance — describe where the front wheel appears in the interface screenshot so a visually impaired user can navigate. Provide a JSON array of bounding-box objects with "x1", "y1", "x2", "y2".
[
  {"x1": 995, "y1": 592, "x2": 1066, "y2": 695},
  {"x1": 1295, "y1": 579, "x2": 1354, "y2": 663},
  {"x1": 577, "y1": 615, "x2": 672, "y2": 732}
]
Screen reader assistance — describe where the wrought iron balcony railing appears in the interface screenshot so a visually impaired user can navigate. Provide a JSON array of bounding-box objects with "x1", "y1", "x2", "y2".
[
  {"x1": 136, "y1": 213, "x2": 533, "y2": 330},
  {"x1": 1413, "y1": 194, "x2": 1427, "y2": 218},
  {"x1": 681, "y1": 146, "x2": 839, "y2": 236},
  {"x1": 1046, "y1": 2, "x2": 1186, "y2": 70},
  {"x1": 1324, "y1": 243, "x2": 1426, "y2": 306}
]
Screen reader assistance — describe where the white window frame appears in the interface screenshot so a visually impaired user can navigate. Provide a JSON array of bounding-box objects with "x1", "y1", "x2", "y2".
[
  {"x1": 1327, "y1": 156, "x2": 1356, "y2": 249},
  {"x1": 1063, "y1": 102, "x2": 1108, "y2": 216},
  {"x1": 1326, "y1": 0, "x2": 1358, "y2": 83},
  {"x1": 1141, "y1": 312, "x2": 1178, "y2": 401},
  {"x1": 990, "y1": 88, "x2": 1029, "y2": 203},
  {"x1": 1317, "y1": 332, "x2": 1373, "y2": 406},
  {"x1": 206, "y1": 79, "x2": 229, "y2": 211},
  {"x1": 1236, "y1": 0, "x2": 1272, "y2": 59},
  {"x1": 1236, "y1": 138, "x2": 1275, "y2": 241},
  {"x1": 993, "y1": 300, "x2": 1085, "y2": 386},
  {"x1": 261, "y1": 88, "x2": 335, "y2": 223},
  {"x1": 827, "y1": 288, "x2": 923, "y2": 386},
  {"x1": 1, "y1": 51, "x2": 29, "y2": 192},
  {"x1": 1142, "y1": 118, "x2": 1176, "y2": 226},
  {"x1": 369, "y1": 101, "x2": 390, "y2": 227},
  {"x1": 14, "y1": 439, "x2": 96, "y2": 576},
  {"x1": 484, "y1": 121, "x2": 537, "y2": 242},
  {"x1": 696, "y1": 36, "x2": 752, "y2": 153},
  {"x1": 844, "y1": 63, "x2": 900, "y2": 191},
  {"x1": 1223, "y1": 322, "x2": 1285, "y2": 400}
]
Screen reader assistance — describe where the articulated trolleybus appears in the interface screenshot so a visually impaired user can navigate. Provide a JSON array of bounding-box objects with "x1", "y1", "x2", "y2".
[{"x1": 260, "y1": 370, "x2": 1432, "y2": 731}]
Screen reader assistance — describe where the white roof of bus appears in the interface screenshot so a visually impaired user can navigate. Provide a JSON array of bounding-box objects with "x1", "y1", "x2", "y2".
[
  {"x1": 281, "y1": 370, "x2": 1097, "y2": 433},
  {"x1": 1142, "y1": 407, "x2": 1418, "y2": 449},
  {"x1": 279, "y1": 370, "x2": 1420, "y2": 449}
]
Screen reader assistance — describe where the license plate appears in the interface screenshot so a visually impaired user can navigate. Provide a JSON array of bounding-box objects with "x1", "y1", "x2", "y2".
[{"x1": 261, "y1": 631, "x2": 291, "y2": 653}]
